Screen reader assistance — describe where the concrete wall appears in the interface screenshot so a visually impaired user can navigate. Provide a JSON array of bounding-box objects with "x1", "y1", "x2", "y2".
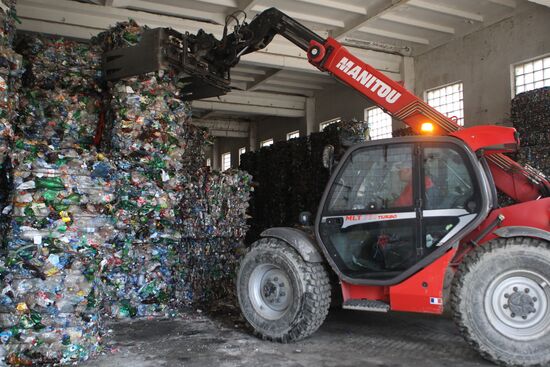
[
  {"x1": 414, "y1": 4, "x2": 550, "y2": 127},
  {"x1": 216, "y1": 137, "x2": 249, "y2": 169},
  {"x1": 211, "y1": 116, "x2": 305, "y2": 170},
  {"x1": 256, "y1": 116, "x2": 306, "y2": 143}
]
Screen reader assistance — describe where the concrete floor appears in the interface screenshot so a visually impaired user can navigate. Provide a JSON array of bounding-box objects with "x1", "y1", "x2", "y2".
[{"x1": 84, "y1": 309, "x2": 493, "y2": 367}]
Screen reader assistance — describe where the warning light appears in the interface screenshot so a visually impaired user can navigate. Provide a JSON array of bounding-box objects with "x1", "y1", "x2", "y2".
[{"x1": 421, "y1": 122, "x2": 434, "y2": 133}]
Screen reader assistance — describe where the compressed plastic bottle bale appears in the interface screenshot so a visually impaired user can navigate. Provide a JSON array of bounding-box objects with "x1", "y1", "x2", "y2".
[
  {"x1": 179, "y1": 168, "x2": 252, "y2": 239},
  {"x1": 179, "y1": 237, "x2": 245, "y2": 309},
  {"x1": 511, "y1": 87, "x2": 550, "y2": 176},
  {"x1": 0, "y1": 145, "x2": 114, "y2": 365},
  {"x1": 392, "y1": 127, "x2": 415, "y2": 137},
  {"x1": 92, "y1": 19, "x2": 147, "y2": 52},
  {"x1": 15, "y1": 35, "x2": 103, "y2": 94},
  {"x1": 178, "y1": 169, "x2": 252, "y2": 309},
  {"x1": 0, "y1": 0, "x2": 18, "y2": 48},
  {"x1": 0, "y1": 260, "x2": 103, "y2": 365},
  {"x1": 92, "y1": 19, "x2": 215, "y2": 318},
  {"x1": 240, "y1": 119, "x2": 367, "y2": 245}
]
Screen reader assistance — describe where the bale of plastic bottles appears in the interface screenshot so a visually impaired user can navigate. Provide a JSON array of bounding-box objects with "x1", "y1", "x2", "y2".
[
  {"x1": 179, "y1": 168, "x2": 252, "y2": 307},
  {"x1": 0, "y1": 29, "x2": 108, "y2": 364},
  {"x1": 511, "y1": 87, "x2": 550, "y2": 176},
  {"x1": 239, "y1": 120, "x2": 368, "y2": 244},
  {"x1": 0, "y1": 16, "x2": 253, "y2": 365}
]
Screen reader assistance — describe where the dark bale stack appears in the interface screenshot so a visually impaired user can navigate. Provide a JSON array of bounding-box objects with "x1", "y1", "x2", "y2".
[
  {"x1": 511, "y1": 87, "x2": 550, "y2": 176},
  {"x1": 240, "y1": 120, "x2": 368, "y2": 245}
]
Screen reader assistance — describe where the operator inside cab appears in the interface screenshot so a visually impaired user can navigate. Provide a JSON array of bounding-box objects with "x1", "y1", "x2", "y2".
[
  {"x1": 351, "y1": 160, "x2": 434, "y2": 272},
  {"x1": 392, "y1": 161, "x2": 433, "y2": 208}
]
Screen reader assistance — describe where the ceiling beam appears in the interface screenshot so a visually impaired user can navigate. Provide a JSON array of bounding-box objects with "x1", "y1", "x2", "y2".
[
  {"x1": 247, "y1": 69, "x2": 283, "y2": 91},
  {"x1": 266, "y1": 79, "x2": 325, "y2": 90},
  {"x1": 237, "y1": 0, "x2": 260, "y2": 15},
  {"x1": 106, "y1": 0, "x2": 226, "y2": 24},
  {"x1": 358, "y1": 26, "x2": 430, "y2": 45},
  {"x1": 192, "y1": 100, "x2": 305, "y2": 117},
  {"x1": 230, "y1": 74, "x2": 256, "y2": 82},
  {"x1": 202, "y1": 91, "x2": 306, "y2": 110},
  {"x1": 408, "y1": 0, "x2": 484, "y2": 22},
  {"x1": 487, "y1": 0, "x2": 517, "y2": 7},
  {"x1": 17, "y1": 0, "x2": 403, "y2": 78},
  {"x1": 192, "y1": 118, "x2": 250, "y2": 138},
  {"x1": 295, "y1": 0, "x2": 367, "y2": 15},
  {"x1": 332, "y1": 0, "x2": 411, "y2": 40},
  {"x1": 253, "y1": 85, "x2": 315, "y2": 98},
  {"x1": 196, "y1": 0, "x2": 238, "y2": 7},
  {"x1": 252, "y1": 5, "x2": 346, "y2": 28},
  {"x1": 528, "y1": 0, "x2": 550, "y2": 7},
  {"x1": 232, "y1": 66, "x2": 266, "y2": 75},
  {"x1": 276, "y1": 73, "x2": 334, "y2": 84},
  {"x1": 380, "y1": 13, "x2": 455, "y2": 34},
  {"x1": 229, "y1": 81, "x2": 248, "y2": 90}
]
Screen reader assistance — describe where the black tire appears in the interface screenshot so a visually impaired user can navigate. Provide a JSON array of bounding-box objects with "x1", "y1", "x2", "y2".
[
  {"x1": 451, "y1": 237, "x2": 550, "y2": 366},
  {"x1": 237, "y1": 238, "x2": 331, "y2": 342}
]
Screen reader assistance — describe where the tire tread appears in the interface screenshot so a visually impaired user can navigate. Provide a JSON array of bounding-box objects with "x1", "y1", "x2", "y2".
[
  {"x1": 451, "y1": 237, "x2": 550, "y2": 367},
  {"x1": 246, "y1": 238, "x2": 331, "y2": 343}
]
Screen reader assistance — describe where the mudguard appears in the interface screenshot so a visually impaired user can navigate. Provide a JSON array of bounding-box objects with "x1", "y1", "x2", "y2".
[
  {"x1": 494, "y1": 226, "x2": 550, "y2": 242},
  {"x1": 261, "y1": 227, "x2": 324, "y2": 263}
]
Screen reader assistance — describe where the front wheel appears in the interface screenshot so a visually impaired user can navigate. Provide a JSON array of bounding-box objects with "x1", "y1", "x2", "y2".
[
  {"x1": 451, "y1": 237, "x2": 550, "y2": 366},
  {"x1": 237, "y1": 238, "x2": 331, "y2": 342}
]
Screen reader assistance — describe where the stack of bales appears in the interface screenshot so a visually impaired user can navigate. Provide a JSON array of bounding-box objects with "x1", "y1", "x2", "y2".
[
  {"x1": 0, "y1": 0, "x2": 22, "y2": 242},
  {"x1": 95, "y1": 20, "x2": 253, "y2": 313},
  {"x1": 0, "y1": 36, "x2": 110, "y2": 364},
  {"x1": 179, "y1": 168, "x2": 252, "y2": 307},
  {"x1": 511, "y1": 87, "x2": 550, "y2": 176},
  {"x1": 94, "y1": 21, "x2": 211, "y2": 318},
  {"x1": 240, "y1": 120, "x2": 368, "y2": 244}
]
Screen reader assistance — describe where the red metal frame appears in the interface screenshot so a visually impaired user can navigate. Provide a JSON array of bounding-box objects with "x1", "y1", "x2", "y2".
[{"x1": 305, "y1": 37, "x2": 550, "y2": 314}]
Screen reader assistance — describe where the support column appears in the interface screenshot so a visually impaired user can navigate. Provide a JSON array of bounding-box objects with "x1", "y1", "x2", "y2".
[
  {"x1": 306, "y1": 97, "x2": 316, "y2": 135},
  {"x1": 249, "y1": 121, "x2": 258, "y2": 152},
  {"x1": 212, "y1": 137, "x2": 220, "y2": 170},
  {"x1": 401, "y1": 56, "x2": 415, "y2": 92},
  {"x1": 394, "y1": 56, "x2": 415, "y2": 130}
]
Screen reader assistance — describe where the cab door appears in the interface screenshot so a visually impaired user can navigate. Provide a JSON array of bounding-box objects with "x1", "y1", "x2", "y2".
[{"x1": 316, "y1": 138, "x2": 486, "y2": 284}]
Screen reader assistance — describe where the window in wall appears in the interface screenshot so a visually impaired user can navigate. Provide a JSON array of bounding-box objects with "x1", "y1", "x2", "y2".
[
  {"x1": 238, "y1": 147, "x2": 246, "y2": 165},
  {"x1": 319, "y1": 117, "x2": 341, "y2": 132},
  {"x1": 206, "y1": 158, "x2": 211, "y2": 167},
  {"x1": 513, "y1": 55, "x2": 550, "y2": 95},
  {"x1": 425, "y1": 82, "x2": 464, "y2": 126},
  {"x1": 365, "y1": 107, "x2": 392, "y2": 140},
  {"x1": 260, "y1": 139, "x2": 273, "y2": 148},
  {"x1": 221, "y1": 152, "x2": 231, "y2": 171},
  {"x1": 287, "y1": 130, "x2": 300, "y2": 140}
]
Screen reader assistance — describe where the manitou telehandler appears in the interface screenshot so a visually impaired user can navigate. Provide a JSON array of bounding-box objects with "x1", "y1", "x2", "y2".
[{"x1": 105, "y1": 8, "x2": 550, "y2": 366}]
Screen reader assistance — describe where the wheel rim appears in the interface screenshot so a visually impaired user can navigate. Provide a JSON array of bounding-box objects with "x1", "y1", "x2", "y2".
[
  {"x1": 248, "y1": 263, "x2": 294, "y2": 321},
  {"x1": 485, "y1": 269, "x2": 550, "y2": 341}
]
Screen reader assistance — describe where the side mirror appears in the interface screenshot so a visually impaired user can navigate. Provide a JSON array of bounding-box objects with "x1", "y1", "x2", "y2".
[
  {"x1": 298, "y1": 211, "x2": 312, "y2": 226},
  {"x1": 322, "y1": 145, "x2": 335, "y2": 171}
]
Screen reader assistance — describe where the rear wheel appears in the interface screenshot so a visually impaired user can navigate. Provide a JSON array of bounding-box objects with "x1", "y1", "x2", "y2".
[
  {"x1": 452, "y1": 237, "x2": 550, "y2": 366},
  {"x1": 237, "y1": 238, "x2": 331, "y2": 342}
]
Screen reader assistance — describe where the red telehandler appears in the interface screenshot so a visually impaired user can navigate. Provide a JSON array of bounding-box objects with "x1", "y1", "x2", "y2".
[{"x1": 105, "y1": 8, "x2": 550, "y2": 366}]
